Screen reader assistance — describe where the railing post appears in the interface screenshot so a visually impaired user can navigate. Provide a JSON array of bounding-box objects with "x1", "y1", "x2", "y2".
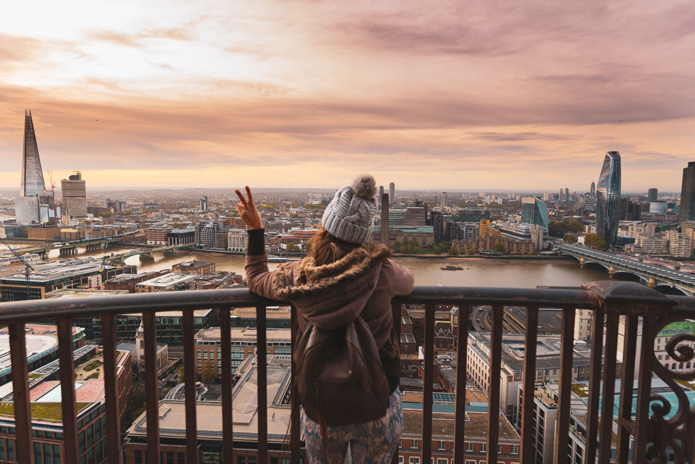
[
  {"x1": 453, "y1": 304, "x2": 470, "y2": 464},
  {"x1": 183, "y1": 309, "x2": 199, "y2": 464},
  {"x1": 143, "y1": 311, "x2": 160, "y2": 464},
  {"x1": 520, "y1": 306, "x2": 539, "y2": 464},
  {"x1": 58, "y1": 318, "x2": 79, "y2": 463},
  {"x1": 219, "y1": 307, "x2": 234, "y2": 463},
  {"x1": 486, "y1": 305, "x2": 503, "y2": 464},
  {"x1": 615, "y1": 315, "x2": 637, "y2": 464},
  {"x1": 102, "y1": 315, "x2": 123, "y2": 464},
  {"x1": 290, "y1": 305, "x2": 301, "y2": 464},
  {"x1": 553, "y1": 307, "x2": 575, "y2": 464},
  {"x1": 422, "y1": 304, "x2": 435, "y2": 464},
  {"x1": 256, "y1": 305, "x2": 268, "y2": 464},
  {"x1": 8, "y1": 322, "x2": 35, "y2": 464}
]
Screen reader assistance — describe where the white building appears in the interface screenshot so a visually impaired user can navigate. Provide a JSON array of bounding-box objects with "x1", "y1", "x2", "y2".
[{"x1": 227, "y1": 228, "x2": 248, "y2": 253}]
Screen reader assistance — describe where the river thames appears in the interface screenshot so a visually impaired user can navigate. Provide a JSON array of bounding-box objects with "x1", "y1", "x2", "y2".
[{"x1": 123, "y1": 251, "x2": 610, "y2": 288}]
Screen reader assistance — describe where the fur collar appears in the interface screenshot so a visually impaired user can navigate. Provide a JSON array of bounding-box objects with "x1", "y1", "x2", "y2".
[{"x1": 272, "y1": 246, "x2": 391, "y2": 299}]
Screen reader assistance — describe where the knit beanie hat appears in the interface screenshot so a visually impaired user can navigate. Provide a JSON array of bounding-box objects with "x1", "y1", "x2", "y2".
[{"x1": 321, "y1": 174, "x2": 378, "y2": 244}]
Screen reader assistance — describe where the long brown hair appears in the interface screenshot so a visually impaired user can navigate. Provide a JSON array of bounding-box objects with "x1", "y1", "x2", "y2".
[{"x1": 306, "y1": 228, "x2": 360, "y2": 266}]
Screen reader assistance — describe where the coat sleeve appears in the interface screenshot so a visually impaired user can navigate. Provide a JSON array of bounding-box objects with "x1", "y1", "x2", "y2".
[
  {"x1": 383, "y1": 258, "x2": 415, "y2": 296},
  {"x1": 245, "y1": 254, "x2": 299, "y2": 300}
]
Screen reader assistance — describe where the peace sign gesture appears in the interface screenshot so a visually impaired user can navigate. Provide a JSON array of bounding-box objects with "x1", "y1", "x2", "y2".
[{"x1": 235, "y1": 186, "x2": 263, "y2": 230}]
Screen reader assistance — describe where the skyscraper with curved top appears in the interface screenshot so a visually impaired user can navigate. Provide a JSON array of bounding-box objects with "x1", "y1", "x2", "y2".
[{"x1": 596, "y1": 151, "x2": 621, "y2": 247}]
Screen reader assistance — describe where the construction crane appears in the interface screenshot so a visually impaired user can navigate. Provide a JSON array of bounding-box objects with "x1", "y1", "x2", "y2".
[{"x1": 0, "y1": 236, "x2": 36, "y2": 300}]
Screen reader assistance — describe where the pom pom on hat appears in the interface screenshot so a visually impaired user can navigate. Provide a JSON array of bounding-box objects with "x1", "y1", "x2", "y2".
[{"x1": 351, "y1": 174, "x2": 377, "y2": 200}]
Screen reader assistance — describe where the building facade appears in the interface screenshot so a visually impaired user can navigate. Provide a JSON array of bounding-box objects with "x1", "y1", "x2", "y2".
[
  {"x1": 61, "y1": 172, "x2": 88, "y2": 218},
  {"x1": 680, "y1": 162, "x2": 695, "y2": 222}
]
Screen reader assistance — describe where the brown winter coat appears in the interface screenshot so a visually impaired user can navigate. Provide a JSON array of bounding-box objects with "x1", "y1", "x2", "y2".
[{"x1": 245, "y1": 246, "x2": 414, "y2": 379}]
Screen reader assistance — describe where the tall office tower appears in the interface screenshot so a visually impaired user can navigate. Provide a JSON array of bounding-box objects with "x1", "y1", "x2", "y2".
[
  {"x1": 596, "y1": 151, "x2": 621, "y2": 247},
  {"x1": 378, "y1": 186, "x2": 384, "y2": 208},
  {"x1": 564, "y1": 188, "x2": 570, "y2": 202},
  {"x1": 380, "y1": 193, "x2": 390, "y2": 245},
  {"x1": 648, "y1": 188, "x2": 658, "y2": 202},
  {"x1": 520, "y1": 197, "x2": 549, "y2": 232},
  {"x1": 200, "y1": 195, "x2": 209, "y2": 211},
  {"x1": 389, "y1": 182, "x2": 395, "y2": 205},
  {"x1": 543, "y1": 191, "x2": 549, "y2": 201},
  {"x1": 61, "y1": 172, "x2": 87, "y2": 218},
  {"x1": 590, "y1": 181, "x2": 595, "y2": 195},
  {"x1": 440, "y1": 192, "x2": 448, "y2": 209},
  {"x1": 680, "y1": 162, "x2": 695, "y2": 222},
  {"x1": 15, "y1": 110, "x2": 48, "y2": 224}
]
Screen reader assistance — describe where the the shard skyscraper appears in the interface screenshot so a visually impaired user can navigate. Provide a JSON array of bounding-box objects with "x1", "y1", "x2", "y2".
[
  {"x1": 15, "y1": 110, "x2": 49, "y2": 224},
  {"x1": 596, "y1": 151, "x2": 621, "y2": 247}
]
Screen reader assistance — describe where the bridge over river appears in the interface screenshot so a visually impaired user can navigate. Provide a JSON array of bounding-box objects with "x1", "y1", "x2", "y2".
[{"x1": 557, "y1": 243, "x2": 695, "y2": 295}]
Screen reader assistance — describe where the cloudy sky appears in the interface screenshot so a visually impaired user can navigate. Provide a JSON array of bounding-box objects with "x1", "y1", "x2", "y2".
[{"x1": 1, "y1": 0, "x2": 694, "y2": 192}]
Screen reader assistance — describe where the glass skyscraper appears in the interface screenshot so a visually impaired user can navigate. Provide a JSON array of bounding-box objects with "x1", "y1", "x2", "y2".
[
  {"x1": 596, "y1": 151, "x2": 621, "y2": 247},
  {"x1": 520, "y1": 197, "x2": 548, "y2": 232}
]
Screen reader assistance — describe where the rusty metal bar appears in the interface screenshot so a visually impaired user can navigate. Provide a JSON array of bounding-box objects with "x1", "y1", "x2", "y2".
[
  {"x1": 58, "y1": 318, "x2": 79, "y2": 464},
  {"x1": 453, "y1": 304, "x2": 470, "y2": 464},
  {"x1": 486, "y1": 304, "x2": 503, "y2": 464},
  {"x1": 391, "y1": 300, "x2": 403, "y2": 464},
  {"x1": 102, "y1": 314, "x2": 122, "y2": 464},
  {"x1": 8, "y1": 322, "x2": 34, "y2": 464},
  {"x1": 290, "y1": 305, "x2": 301, "y2": 464},
  {"x1": 599, "y1": 313, "x2": 619, "y2": 464},
  {"x1": 616, "y1": 315, "x2": 637, "y2": 464},
  {"x1": 585, "y1": 306, "x2": 605, "y2": 464},
  {"x1": 634, "y1": 315, "x2": 657, "y2": 464},
  {"x1": 0, "y1": 286, "x2": 606, "y2": 324},
  {"x1": 520, "y1": 306, "x2": 539, "y2": 464},
  {"x1": 256, "y1": 305, "x2": 268, "y2": 464},
  {"x1": 143, "y1": 311, "x2": 160, "y2": 464},
  {"x1": 553, "y1": 307, "x2": 575, "y2": 464},
  {"x1": 219, "y1": 307, "x2": 234, "y2": 462},
  {"x1": 422, "y1": 303, "x2": 435, "y2": 464},
  {"x1": 183, "y1": 309, "x2": 199, "y2": 464}
]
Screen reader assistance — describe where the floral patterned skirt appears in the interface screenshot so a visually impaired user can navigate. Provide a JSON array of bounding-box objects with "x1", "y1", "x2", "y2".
[{"x1": 302, "y1": 389, "x2": 403, "y2": 464}]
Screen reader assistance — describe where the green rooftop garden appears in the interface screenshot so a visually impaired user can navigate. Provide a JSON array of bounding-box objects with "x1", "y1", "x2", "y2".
[{"x1": 0, "y1": 402, "x2": 90, "y2": 422}]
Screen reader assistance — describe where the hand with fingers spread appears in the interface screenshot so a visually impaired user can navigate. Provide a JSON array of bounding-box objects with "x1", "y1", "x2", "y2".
[{"x1": 235, "y1": 186, "x2": 264, "y2": 230}]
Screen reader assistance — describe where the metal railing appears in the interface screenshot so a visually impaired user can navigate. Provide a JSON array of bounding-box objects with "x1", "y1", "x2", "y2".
[{"x1": 0, "y1": 280, "x2": 694, "y2": 464}]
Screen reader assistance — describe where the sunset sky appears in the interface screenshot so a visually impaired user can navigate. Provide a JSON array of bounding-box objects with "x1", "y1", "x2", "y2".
[{"x1": 1, "y1": 0, "x2": 694, "y2": 192}]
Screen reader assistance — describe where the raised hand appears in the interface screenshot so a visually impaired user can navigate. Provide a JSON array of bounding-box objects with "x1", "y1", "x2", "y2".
[{"x1": 235, "y1": 186, "x2": 263, "y2": 230}]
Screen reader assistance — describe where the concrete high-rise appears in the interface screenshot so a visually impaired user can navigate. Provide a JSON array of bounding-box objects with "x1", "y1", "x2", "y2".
[
  {"x1": 520, "y1": 197, "x2": 549, "y2": 232},
  {"x1": 590, "y1": 181, "x2": 595, "y2": 195},
  {"x1": 389, "y1": 182, "x2": 395, "y2": 205},
  {"x1": 15, "y1": 110, "x2": 49, "y2": 224},
  {"x1": 680, "y1": 162, "x2": 695, "y2": 222},
  {"x1": 648, "y1": 188, "x2": 658, "y2": 202},
  {"x1": 440, "y1": 192, "x2": 448, "y2": 209},
  {"x1": 596, "y1": 151, "x2": 621, "y2": 247},
  {"x1": 61, "y1": 172, "x2": 87, "y2": 218},
  {"x1": 378, "y1": 186, "x2": 384, "y2": 208}
]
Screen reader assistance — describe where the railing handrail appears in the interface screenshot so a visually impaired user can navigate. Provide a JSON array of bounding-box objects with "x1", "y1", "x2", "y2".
[{"x1": 3, "y1": 282, "x2": 695, "y2": 323}]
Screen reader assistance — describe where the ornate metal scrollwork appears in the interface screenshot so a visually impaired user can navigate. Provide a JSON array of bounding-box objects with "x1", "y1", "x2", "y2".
[{"x1": 644, "y1": 316, "x2": 695, "y2": 464}]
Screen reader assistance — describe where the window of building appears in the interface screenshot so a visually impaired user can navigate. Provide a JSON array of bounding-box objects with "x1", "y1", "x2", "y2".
[
  {"x1": 409, "y1": 458, "x2": 420, "y2": 464},
  {"x1": 437, "y1": 459, "x2": 448, "y2": 464},
  {"x1": 511, "y1": 445, "x2": 519, "y2": 455},
  {"x1": 465, "y1": 443, "x2": 474, "y2": 452},
  {"x1": 411, "y1": 440, "x2": 418, "y2": 449},
  {"x1": 480, "y1": 444, "x2": 486, "y2": 452},
  {"x1": 438, "y1": 441, "x2": 446, "y2": 451},
  {"x1": 399, "y1": 457, "x2": 404, "y2": 464}
]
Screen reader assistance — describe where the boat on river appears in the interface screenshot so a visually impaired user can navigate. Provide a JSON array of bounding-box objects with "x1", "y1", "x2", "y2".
[{"x1": 440, "y1": 265, "x2": 463, "y2": 270}]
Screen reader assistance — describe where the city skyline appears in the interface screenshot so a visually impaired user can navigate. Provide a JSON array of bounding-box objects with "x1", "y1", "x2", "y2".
[{"x1": 0, "y1": 1, "x2": 694, "y2": 190}]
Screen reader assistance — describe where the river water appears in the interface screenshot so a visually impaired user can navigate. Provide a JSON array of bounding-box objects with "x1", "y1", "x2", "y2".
[{"x1": 52, "y1": 248, "x2": 609, "y2": 289}]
